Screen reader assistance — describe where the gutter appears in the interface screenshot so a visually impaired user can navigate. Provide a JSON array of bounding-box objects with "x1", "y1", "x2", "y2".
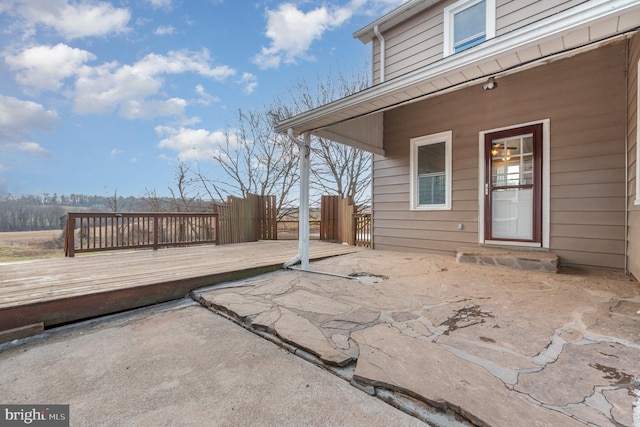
[
  {"x1": 373, "y1": 25, "x2": 385, "y2": 83},
  {"x1": 625, "y1": 39, "x2": 630, "y2": 274}
]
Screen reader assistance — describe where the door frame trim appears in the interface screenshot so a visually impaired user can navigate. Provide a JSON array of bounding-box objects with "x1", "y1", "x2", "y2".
[{"x1": 478, "y1": 119, "x2": 550, "y2": 248}]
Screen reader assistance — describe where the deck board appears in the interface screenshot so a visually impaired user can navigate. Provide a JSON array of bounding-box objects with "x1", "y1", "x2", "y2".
[{"x1": 0, "y1": 241, "x2": 360, "y2": 335}]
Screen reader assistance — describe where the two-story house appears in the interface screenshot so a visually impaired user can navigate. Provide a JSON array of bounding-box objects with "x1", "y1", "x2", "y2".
[{"x1": 275, "y1": 0, "x2": 640, "y2": 276}]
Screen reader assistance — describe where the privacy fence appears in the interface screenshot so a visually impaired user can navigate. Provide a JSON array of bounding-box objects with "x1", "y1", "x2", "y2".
[
  {"x1": 214, "y1": 194, "x2": 277, "y2": 244},
  {"x1": 320, "y1": 195, "x2": 371, "y2": 247}
]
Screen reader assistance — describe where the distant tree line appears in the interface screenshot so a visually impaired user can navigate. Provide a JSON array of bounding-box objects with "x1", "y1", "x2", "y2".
[
  {"x1": 0, "y1": 193, "x2": 215, "y2": 232},
  {"x1": 0, "y1": 200, "x2": 67, "y2": 232}
]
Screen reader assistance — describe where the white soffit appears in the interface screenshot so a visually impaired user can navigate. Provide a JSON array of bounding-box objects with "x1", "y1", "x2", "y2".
[{"x1": 274, "y1": 0, "x2": 640, "y2": 154}]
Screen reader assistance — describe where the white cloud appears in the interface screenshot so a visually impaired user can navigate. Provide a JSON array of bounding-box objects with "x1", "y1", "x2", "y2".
[
  {"x1": 178, "y1": 116, "x2": 202, "y2": 127},
  {"x1": 147, "y1": 0, "x2": 172, "y2": 10},
  {"x1": 5, "y1": 141, "x2": 51, "y2": 157},
  {"x1": 12, "y1": 0, "x2": 131, "y2": 39},
  {"x1": 120, "y1": 98, "x2": 187, "y2": 119},
  {"x1": 194, "y1": 84, "x2": 220, "y2": 106},
  {"x1": 74, "y1": 49, "x2": 235, "y2": 118},
  {"x1": 0, "y1": 95, "x2": 53, "y2": 193},
  {"x1": 110, "y1": 148, "x2": 123, "y2": 158},
  {"x1": 253, "y1": 0, "x2": 409, "y2": 69},
  {"x1": 5, "y1": 43, "x2": 96, "y2": 91},
  {"x1": 349, "y1": 0, "x2": 409, "y2": 16},
  {"x1": 0, "y1": 95, "x2": 57, "y2": 144},
  {"x1": 74, "y1": 61, "x2": 160, "y2": 115},
  {"x1": 155, "y1": 125, "x2": 238, "y2": 161},
  {"x1": 133, "y1": 50, "x2": 235, "y2": 80},
  {"x1": 154, "y1": 25, "x2": 175, "y2": 35},
  {"x1": 238, "y1": 73, "x2": 258, "y2": 94},
  {"x1": 252, "y1": 3, "x2": 353, "y2": 69}
]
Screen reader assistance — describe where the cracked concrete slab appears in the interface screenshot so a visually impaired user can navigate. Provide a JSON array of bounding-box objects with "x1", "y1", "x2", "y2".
[
  {"x1": 273, "y1": 289, "x2": 353, "y2": 315},
  {"x1": 273, "y1": 308, "x2": 352, "y2": 366},
  {"x1": 193, "y1": 249, "x2": 640, "y2": 427},
  {"x1": 516, "y1": 341, "x2": 640, "y2": 406},
  {"x1": 320, "y1": 307, "x2": 380, "y2": 330},
  {"x1": 352, "y1": 323, "x2": 584, "y2": 427},
  {"x1": 206, "y1": 292, "x2": 272, "y2": 319}
]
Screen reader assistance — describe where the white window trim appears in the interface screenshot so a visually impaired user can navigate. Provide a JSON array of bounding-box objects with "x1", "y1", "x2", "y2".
[
  {"x1": 410, "y1": 131, "x2": 452, "y2": 211},
  {"x1": 478, "y1": 119, "x2": 550, "y2": 249},
  {"x1": 635, "y1": 58, "x2": 640, "y2": 205},
  {"x1": 443, "y1": 0, "x2": 496, "y2": 57}
]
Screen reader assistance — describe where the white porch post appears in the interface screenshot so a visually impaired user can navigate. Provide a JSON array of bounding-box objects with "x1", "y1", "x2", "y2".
[
  {"x1": 283, "y1": 129, "x2": 311, "y2": 270},
  {"x1": 299, "y1": 132, "x2": 311, "y2": 270}
]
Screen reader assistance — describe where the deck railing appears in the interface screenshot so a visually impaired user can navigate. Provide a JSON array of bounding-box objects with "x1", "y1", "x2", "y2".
[
  {"x1": 64, "y1": 212, "x2": 219, "y2": 257},
  {"x1": 353, "y1": 213, "x2": 372, "y2": 247}
]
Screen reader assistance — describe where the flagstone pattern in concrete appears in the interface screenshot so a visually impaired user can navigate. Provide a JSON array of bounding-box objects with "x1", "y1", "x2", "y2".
[{"x1": 193, "y1": 250, "x2": 640, "y2": 427}]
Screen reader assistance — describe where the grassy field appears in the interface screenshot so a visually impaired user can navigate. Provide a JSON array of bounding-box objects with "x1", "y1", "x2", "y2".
[{"x1": 0, "y1": 230, "x2": 65, "y2": 262}]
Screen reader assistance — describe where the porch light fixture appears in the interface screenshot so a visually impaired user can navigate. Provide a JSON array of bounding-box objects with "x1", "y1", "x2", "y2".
[{"x1": 483, "y1": 76, "x2": 498, "y2": 90}]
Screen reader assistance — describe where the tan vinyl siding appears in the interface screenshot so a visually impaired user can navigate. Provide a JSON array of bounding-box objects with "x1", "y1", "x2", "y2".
[
  {"x1": 373, "y1": 0, "x2": 587, "y2": 82},
  {"x1": 627, "y1": 34, "x2": 640, "y2": 278},
  {"x1": 496, "y1": 0, "x2": 587, "y2": 35},
  {"x1": 375, "y1": 10, "x2": 443, "y2": 82},
  {"x1": 373, "y1": 40, "x2": 627, "y2": 268}
]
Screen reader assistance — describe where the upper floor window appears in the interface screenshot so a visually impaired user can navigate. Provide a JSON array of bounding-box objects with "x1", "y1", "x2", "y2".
[{"x1": 444, "y1": 0, "x2": 496, "y2": 56}]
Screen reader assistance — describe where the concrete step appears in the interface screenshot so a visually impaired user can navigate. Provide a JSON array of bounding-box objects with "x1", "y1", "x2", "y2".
[{"x1": 456, "y1": 246, "x2": 559, "y2": 273}]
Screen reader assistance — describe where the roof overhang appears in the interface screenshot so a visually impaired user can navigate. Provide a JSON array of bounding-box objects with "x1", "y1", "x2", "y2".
[{"x1": 274, "y1": 0, "x2": 640, "y2": 156}]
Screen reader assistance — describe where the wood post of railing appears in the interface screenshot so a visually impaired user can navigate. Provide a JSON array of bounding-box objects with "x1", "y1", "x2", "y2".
[
  {"x1": 153, "y1": 215, "x2": 159, "y2": 251},
  {"x1": 215, "y1": 212, "x2": 220, "y2": 246},
  {"x1": 64, "y1": 214, "x2": 75, "y2": 257}
]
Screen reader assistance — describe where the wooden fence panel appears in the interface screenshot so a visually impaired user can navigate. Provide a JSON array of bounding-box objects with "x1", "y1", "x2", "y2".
[
  {"x1": 320, "y1": 195, "x2": 355, "y2": 245},
  {"x1": 320, "y1": 195, "x2": 337, "y2": 241},
  {"x1": 258, "y1": 194, "x2": 278, "y2": 240},
  {"x1": 214, "y1": 194, "x2": 277, "y2": 245},
  {"x1": 340, "y1": 196, "x2": 356, "y2": 246}
]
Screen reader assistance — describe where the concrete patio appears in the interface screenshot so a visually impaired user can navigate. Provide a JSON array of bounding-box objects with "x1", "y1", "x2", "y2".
[
  {"x1": 193, "y1": 249, "x2": 640, "y2": 427},
  {"x1": 0, "y1": 300, "x2": 425, "y2": 426}
]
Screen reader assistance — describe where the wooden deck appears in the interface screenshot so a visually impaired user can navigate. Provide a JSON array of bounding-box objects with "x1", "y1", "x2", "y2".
[{"x1": 0, "y1": 241, "x2": 361, "y2": 342}]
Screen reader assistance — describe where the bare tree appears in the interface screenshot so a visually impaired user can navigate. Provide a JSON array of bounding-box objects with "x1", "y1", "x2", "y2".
[
  {"x1": 198, "y1": 109, "x2": 299, "y2": 219},
  {"x1": 140, "y1": 188, "x2": 168, "y2": 212},
  {"x1": 271, "y1": 68, "x2": 372, "y2": 208},
  {"x1": 105, "y1": 188, "x2": 129, "y2": 212},
  {"x1": 167, "y1": 162, "x2": 208, "y2": 212},
  {"x1": 194, "y1": 68, "x2": 371, "y2": 218}
]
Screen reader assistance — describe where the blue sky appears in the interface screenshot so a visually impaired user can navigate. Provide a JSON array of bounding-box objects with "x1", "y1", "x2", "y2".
[{"x1": 0, "y1": 0, "x2": 405, "y2": 198}]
